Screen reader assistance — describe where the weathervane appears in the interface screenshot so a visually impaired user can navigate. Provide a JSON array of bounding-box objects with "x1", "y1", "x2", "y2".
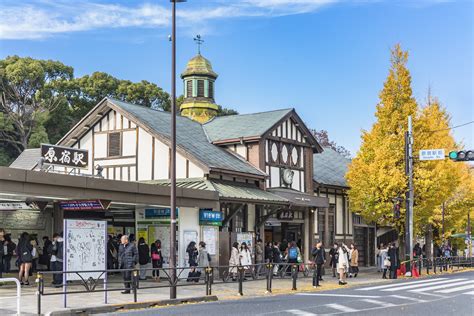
[{"x1": 193, "y1": 34, "x2": 204, "y2": 55}]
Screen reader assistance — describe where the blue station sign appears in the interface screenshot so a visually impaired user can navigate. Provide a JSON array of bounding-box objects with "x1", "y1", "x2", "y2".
[
  {"x1": 199, "y1": 208, "x2": 223, "y2": 226},
  {"x1": 145, "y1": 208, "x2": 179, "y2": 219}
]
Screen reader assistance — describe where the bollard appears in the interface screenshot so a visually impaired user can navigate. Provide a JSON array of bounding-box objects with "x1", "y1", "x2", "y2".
[
  {"x1": 238, "y1": 266, "x2": 244, "y2": 296},
  {"x1": 266, "y1": 263, "x2": 273, "y2": 293},
  {"x1": 205, "y1": 267, "x2": 212, "y2": 296},
  {"x1": 36, "y1": 272, "x2": 42, "y2": 315},
  {"x1": 292, "y1": 264, "x2": 297, "y2": 291},
  {"x1": 132, "y1": 270, "x2": 138, "y2": 303}
]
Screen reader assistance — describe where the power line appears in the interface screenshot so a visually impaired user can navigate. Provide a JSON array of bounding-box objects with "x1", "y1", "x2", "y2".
[{"x1": 428, "y1": 120, "x2": 474, "y2": 133}]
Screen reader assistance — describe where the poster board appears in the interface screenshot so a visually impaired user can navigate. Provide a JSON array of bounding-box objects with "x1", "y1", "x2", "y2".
[
  {"x1": 237, "y1": 232, "x2": 254, "y2": 251},
  {"x1": 202, "y1": 226, "x2": 217, "y2": 255},
  {"x1": 64, "y1": 219, "x2": 107, "y2": 281}
]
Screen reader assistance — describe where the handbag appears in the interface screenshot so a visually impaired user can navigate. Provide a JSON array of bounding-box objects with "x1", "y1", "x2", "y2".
[{"x1": 152, "y1": 253, "x2": 161, "y2": 261}]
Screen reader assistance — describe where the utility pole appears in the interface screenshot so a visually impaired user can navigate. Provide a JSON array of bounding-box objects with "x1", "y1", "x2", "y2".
[
  {"x1": 442, "y1": 202, "x2": 445, "y2": 241},
  {"x1": 468, "y1": 210, "x2": 472, "y2": 258},
  {"x1": 405, "y1": 116, "x2": 414, "y2": 272}
]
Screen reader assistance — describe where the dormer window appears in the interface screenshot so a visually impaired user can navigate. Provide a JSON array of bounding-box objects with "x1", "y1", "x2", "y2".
[
  {"x1": 197, "y1": 80, "x2": 205, "y2": 97},
  {"x1": 186, "y1": 80, "x2": 193, "y2": 98}
]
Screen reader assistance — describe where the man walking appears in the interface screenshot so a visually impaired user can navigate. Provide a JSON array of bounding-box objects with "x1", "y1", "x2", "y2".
[
  {"x1": 311, "y1": 241, "x2": 326, "y2": 287},
  {"x1": 118, "y1": 235, "x2": 138, "y2": 294},
  {"x1": 328, "y1": 243, "x2": 338, "y2": 277},
  {"x1": 51, "y1": 233, "x2": 64, "y2": 287},
  {"x1": 388, "y1": 242, "x2": 399, "y2": 279}
]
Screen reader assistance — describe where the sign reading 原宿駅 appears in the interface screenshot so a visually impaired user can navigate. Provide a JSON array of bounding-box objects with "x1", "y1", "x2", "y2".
[
  {"x1": 419, "y1": 149, "x2": 445, "y2": 161},
  {"x1": 41, "y1": 144, "x2": 88, "y2": 168}
]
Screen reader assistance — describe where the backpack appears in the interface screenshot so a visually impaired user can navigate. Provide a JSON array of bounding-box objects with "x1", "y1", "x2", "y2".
[{"x1": 288, "y1": 247, "x2": 298, "y2": 260}]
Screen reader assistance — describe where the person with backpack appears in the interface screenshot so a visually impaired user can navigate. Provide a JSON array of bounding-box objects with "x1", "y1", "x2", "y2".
[
  {"x1": 150, "y1": 239, "x2": 163, "y2": 282},
  {"x1": 17, "y1": 232, "x2": 33, "y2": 286},
  {"x1": 287, "y1": 241, "x2": 300, "y2": 264},
  {"x1": 311, "y1": 241, "x2": 326, "y2": 287},
  {"x1": 50, "y1": 233, "x2": 64, "y2": 287},
  {"x1": 328, "y1": 243, "x2": 339, "y2": 277},
  {"x1": 137, "y1": 237, "x2": 150, "y2": 281}
]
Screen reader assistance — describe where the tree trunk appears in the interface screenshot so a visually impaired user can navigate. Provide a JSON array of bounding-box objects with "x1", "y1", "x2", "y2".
[{"x1": 425, "y1": 224, "x2": 433, "y2": 260}]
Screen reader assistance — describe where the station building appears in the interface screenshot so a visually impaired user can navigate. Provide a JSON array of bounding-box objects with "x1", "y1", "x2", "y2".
[{"x1": 1, "y1": 53, "x2": 375, "y2": 267}]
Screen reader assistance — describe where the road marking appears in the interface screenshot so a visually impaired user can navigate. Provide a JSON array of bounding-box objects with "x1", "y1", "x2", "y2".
[
  {"x1": 296, "y1": 293, "x2": 380, "y2": 298},
  {"x1": 463, "y1": 291, "x2": 474, "y2": 295},
  {"x1": 286, "y1": 309, "x2": 317, "y2": 316},
  {"x1": 436, "y1": 284, "x2": 474, "y2": 293},
  {"x1": 410, "y1": 280, "x2": 474, "y2": 293},
  {"x1": 357, "y1": 278, "x2": 448, "y2": 291},
  {"x1": 326, "y1": 303, "x2": 358, "y2": 313},
  {"x1": 390, "y1": 295, "x2": 427, "y2": 303},
  {"x1": 382, "y1": 278, "x2": 466, "y2": 292},
  {"x1": 361, "y1": 298, "x2": 396, "y2": 307}
]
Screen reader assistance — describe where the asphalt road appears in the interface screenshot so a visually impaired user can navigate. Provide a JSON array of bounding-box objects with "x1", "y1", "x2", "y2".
[{"x1": 102, "y1": 271, "x2": 474, "y2": 316}]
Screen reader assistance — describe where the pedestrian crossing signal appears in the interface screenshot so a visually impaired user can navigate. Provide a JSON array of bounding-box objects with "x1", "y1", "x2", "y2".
[{"x1": 449, "y1": 150, "x2": 474, "y2": 161}]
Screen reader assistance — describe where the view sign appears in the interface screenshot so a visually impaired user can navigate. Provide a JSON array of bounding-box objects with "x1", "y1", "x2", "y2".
[
  {"x1": 419, "y1": 149, "x2": 445, "y2": 161},
  {"x1": 41, "y1": 144, "x2": 88, "y2": 168}
]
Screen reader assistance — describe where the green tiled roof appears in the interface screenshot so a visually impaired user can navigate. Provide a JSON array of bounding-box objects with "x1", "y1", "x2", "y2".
[
  {"x1": 108, "y1": 98, "x2": 265, "y2": 177},
  {"x1": 313, "y1": 147, "x2": 350, "y2": 188},
  {"x1": 149, "y1": 178, "x2": 288, "y2": 205},
  {"x1": 203, "y1": 108, "x2": 293, "y2": 142}
]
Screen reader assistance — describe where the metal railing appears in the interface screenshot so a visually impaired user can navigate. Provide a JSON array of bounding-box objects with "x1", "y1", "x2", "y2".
[
  {"x1": 32, "y1": 256, "x2": 473, "y2": 315},
  {"x1": 0, "y1": 278, "x2": 21, "y2": 315}
]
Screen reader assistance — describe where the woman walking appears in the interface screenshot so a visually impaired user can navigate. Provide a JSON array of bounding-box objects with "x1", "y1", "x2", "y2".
[
  {"x1": 196, "y1": 241, "x2": 210, "y2": 281},
  {"x1": 17, "y1": 232, "x2": 33, "y2": 285},
  {"x1": 349, "y1": 244, "x2": 359, "y2": 278},
  {"x1": 228, "y1": 242, "x2": 240, "y2": 281},
  {"x1": 186, "y1": 241, "x2": 199, "y2": 282},
  {"x1": 137, "y1": 237, "x2": 150, "y2": 280},
  {"x1": 337, "y1": 243, "x2": 350, "y2": 285},
  {"x1": 150, "y1": 240, "x2": 163, "y2": 282},
  {"x1": 380, "y1": 244, "x2": 389, "y2": 279}
]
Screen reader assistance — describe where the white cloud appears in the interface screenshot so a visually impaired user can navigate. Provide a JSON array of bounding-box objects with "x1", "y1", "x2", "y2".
[{"x1": 0, "y1": 0, "x2": 446, "y2": 40}]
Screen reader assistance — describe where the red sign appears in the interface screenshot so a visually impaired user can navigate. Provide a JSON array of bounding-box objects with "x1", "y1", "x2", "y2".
[{"x1": 59, "y1": 200, "x2": 109, "y2": 211}]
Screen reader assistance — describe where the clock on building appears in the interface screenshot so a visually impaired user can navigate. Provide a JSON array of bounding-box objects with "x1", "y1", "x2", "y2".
[{"x1": 281, "y1": 168, "x2": 294, "y2": 187}]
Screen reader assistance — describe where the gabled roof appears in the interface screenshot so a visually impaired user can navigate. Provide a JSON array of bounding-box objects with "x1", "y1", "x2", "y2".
[
  {"x1": 313, "y1": 147, "x2": 350, "y2": 188},
  {"x1": 203, "y1": 108, "x2": 293, "y2": 143},
  {"x1": 107, "y1": 98, "x2": 265, "y2": 177},
  {"x1": 9, "y1": 148, "x2": 40, "y2": 170}
]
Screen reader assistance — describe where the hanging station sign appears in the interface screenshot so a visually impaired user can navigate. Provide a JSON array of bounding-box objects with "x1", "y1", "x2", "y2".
[
  {"x1": 199, "y1": 209, "x2": 223, "y2": 226},
  {"x1": 41, "y1": 144, "x2": 88, "y2": 168},
  {"x1": 59, "y1": 199, "x2": 110, "y2": 211},
  {"x1": 145, "y1": 208, "x2": 179, "y2": 219}
]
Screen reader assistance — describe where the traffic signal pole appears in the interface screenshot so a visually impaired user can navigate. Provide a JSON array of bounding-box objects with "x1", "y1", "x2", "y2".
[{"x1": 406, "y1": 116, "x2": 414, "y2": 272}]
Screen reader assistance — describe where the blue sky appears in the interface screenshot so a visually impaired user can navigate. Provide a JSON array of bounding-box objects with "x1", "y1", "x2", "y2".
[{"x1": 0, "y1": 0, "x2": 472, "y2": 155}]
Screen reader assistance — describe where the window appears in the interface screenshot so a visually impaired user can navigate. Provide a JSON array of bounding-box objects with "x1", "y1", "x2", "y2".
[
  {"x1": 108, "y1": 132, "x2": 121, "y2": 157},
  {"x1": 186, "y1": 80, "x2": 193, "y2": 98},
  {"x1": 197, "y1": 80, "x2": 205, "y2": 97},
  {"x1": 208, "y1": 81, "x2": 214, "y2": 99}
]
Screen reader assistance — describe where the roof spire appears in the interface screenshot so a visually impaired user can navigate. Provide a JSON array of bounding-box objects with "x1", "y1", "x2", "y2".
[{"x1": 193, "y1": 34, "x2": 204, "y2": 55}]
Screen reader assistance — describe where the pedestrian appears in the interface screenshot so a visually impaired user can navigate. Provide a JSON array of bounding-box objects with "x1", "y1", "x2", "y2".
[
  {"x1": 197, "y1": 241, "x2": 210, "y2": 280},
  {"x1": 0, "y1": 228, "x2": 5, "y2": 279},
  {"x1": 229, "y1": 242, "x2": 240, "y2": 281},
  {"x1": 265, "y1": 241, "x2": 274, "y2": 263},
  {"x1": 107, "y1": 235, "x2": 117, "y2": 271},
  {"x1": 4, "y1": 234, "x2": 16, "y2": 274},
  {"x1": 118, "y1": 235, "x2": 138, "y2": 294},
  {"x1": 328, "y1": 243, "x2": 339, "y2": 277},
  {"x1": 186, "y1": 241, "x2": 199, "y2": 282},
  {"x1": 375, "y1": 244, "x2": 382, "y2": 272},
  {"x1": 272, "y1": 242, "x2": 282, "y2": 276},
  {"x1": 137, "y1": 237, "x2": 150, "y2": 281},
  {"x1": 337, "y1": 243, "x2": 350, "y2": 285},
  {"x1": 287, "y1": 241, "x2": 301, "y2": 264},
  {"x1": 31, "y1": 238, "x2": 40, "y2": 273},
  {"x1": 239, "y1": 242, "x2": 252, "y2": 276},
  {"x1": 388, "y1": 242, "x2": 399, "y2": 279},
  {"x1": 17, "y1": 232, "x2": 33, "y2": 286},
  {"x1": 349, "y1": 243, "x2": 359, "y2": 278},
  {"x1": 311, "y1": 241, "x2": 326, "y2": 287},
  {"x1": 39, "y1": 236, "x2": 51, "y2": 271},
  {"x1": 150, "y1": 239, "x2": 163, "y2": 282},
  {"x1": 255, "y1": 239, "x2": 264, "y2": 276},
  {"x1": 50, "y1": 233, "x2": 64, "y2": 287},
  {"x1": 380, "y1": 244, "x2": 389, "y2": 279}
]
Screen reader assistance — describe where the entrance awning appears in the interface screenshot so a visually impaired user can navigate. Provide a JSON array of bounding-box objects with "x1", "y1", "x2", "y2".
[{"x1": 268, "y1": 188, "x2": 329, "y2": 208}]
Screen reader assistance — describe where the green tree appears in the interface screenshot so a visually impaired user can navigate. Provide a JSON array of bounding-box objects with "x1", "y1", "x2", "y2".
[{"x1": 0, "y1": 55, "x2": 73, "y2": 157}]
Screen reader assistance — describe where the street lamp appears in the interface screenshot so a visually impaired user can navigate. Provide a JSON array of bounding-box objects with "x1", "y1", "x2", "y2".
[{"x1": 170, "y1": 0, "x2": 186, "y2": 300}]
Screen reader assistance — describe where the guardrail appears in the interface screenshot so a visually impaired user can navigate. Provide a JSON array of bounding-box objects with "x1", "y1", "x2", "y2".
[
  {"x1": 0, "y1": 278, "x2": 21, "y2": 315},
  {"x1": 32, "y1": 256, "x2": 473, "y2": 315},
  {"x1": 399, "y1": 255, "x2": 473, "y2": 276}
]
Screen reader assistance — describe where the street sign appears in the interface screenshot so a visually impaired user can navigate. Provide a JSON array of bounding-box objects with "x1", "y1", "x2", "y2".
[
  {"x1": 41, "y1": 144, "x2": 88, "y2": 168},
  {"x1": 419, "y1": 149, "x2": 445, "y2": 161}
]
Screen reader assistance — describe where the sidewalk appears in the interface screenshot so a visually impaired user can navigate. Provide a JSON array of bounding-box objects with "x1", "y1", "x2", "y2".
[{"x1": 0, "y1": 267, "x2": 405, "y2": 315}]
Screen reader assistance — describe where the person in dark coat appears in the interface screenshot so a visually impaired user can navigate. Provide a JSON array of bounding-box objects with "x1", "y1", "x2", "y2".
[
  {"x1": 137, "y1": 237, "x2": 150, "y2": 280},
  {"x1": 106, "y1": 235, "x2": 117, "y2": 271},
  {"x1": 0, "y1": 228, "x2": 5, "y2": 279},
  {"x1": 17, "y1": 232, "x2": 34, "y2": 285},
  {"x1": 186, "y1": 242, "x2": 198, "y2": 267},
  {"x1": 272, "y1": 242, "x2": 282, "y2": 275},
  {"x1": 328, "y1": 243, "x2": 339, "y2": 277},
  {"x1": 118, "y1": 235, "x2": 138, "y2": 294},
  {"x1": 311, "y1": 242, "x2": 326, "y2": 287},
  {"x1": 388, "y1": 242, "x2": 399, "y2": 279},
  {"x1": 150, "y1": 240, "x2": 163, "y2": 281},
  {"x1": 265, "y1": 242, "x2": 274, "y2": 263}
]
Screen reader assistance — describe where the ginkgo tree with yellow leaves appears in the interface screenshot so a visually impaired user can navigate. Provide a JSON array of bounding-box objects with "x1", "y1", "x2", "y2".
[{"x1": 347, "y1": 44, "x2": 471, "y2": 254}]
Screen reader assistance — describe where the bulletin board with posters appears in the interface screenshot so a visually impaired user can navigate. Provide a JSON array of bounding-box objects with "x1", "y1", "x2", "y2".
[
  {"x1": 237, "y1": 232, "x2": 254, "y2": 251},
  {"x1": 202, "y1": 226, "x2": 218, "y2": 255}
]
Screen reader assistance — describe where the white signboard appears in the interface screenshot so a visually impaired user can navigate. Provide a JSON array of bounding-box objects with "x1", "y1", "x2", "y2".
[
  {"x1": 419, "y1": 149, "x2": 445, "y2": 161},
  {"x1": 202, "y1": 226, "x2": 217, "y2": 255},
  {"x1": 64, "y1": 219, "x2": 107, "y2": 281},
  {"x1": 0, "y1": 202, "x2": 36, "y2": 210}
]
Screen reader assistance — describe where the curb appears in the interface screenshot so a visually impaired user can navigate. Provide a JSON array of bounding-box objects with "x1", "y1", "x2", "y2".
[{"x1": 48, "y1": 295, "x2": 218, "y2": 315}]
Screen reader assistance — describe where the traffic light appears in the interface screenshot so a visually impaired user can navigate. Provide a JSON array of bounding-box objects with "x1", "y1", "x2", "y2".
[
  {"x1": 448, "y1": 150, "x2": 474, "y2": 161},
  {"x1": 393, "y1": 201, "x2": 401, "y2": 219}
]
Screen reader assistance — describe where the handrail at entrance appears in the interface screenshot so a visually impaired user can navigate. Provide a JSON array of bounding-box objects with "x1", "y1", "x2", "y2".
[{"x1": 0, "y1": 277, "x2": 21, "y2": 315}]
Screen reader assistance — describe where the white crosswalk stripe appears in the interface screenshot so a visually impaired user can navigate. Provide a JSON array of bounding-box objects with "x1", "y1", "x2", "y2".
[
  {"x1": 286, "y1": 309, "x2": 317, "y2": 316},
  {"x1": 410, "y1": 280, "x2": 474, "y2": 293},
  {"x1": 381, "y1": 278, "x2": 466, "y2": 292},
  {"x1": 463, "y1": 291, "x2": 474, "y2": 295},
  {"x1": 436, "y1": 284, "x2": 474, "y2": 293},
  {"x1": 357, "y1": 278, "x2": 448, "y2": 291},
  {"x1": 390, "y1": 295, "x2": 427, "y2": 303},
  {"x1": 326, "y1": 303, "x2": 358, "y2": 313},
  {"x1": 361, "y1": 298, "x2": 396, "y2": 307}
]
